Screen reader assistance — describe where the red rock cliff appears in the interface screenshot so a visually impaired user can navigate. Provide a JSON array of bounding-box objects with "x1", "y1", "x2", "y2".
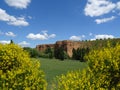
[{"x1": 36, "y1": 40, "x2": 87, "y2": 57}]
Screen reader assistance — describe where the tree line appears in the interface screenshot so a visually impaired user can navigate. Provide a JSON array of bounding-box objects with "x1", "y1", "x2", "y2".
[
  {"x1": 22, "y1": 38, "x2": 120, "y2": 61},
  {"x1": 23, "y1": 46, "x2": 90, "y2": 62}
]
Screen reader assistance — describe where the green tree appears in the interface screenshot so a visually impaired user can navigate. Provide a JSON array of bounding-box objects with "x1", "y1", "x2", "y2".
[
  {"x1": 59, "y1": 47, "x2": 65, "y2": 60},
  {"x1": 72, "y1": 47, "x2": 89, "y2": 62},
  {"x1": 23, "y1": 47, "x2": 40, "y2": 58},
  {"x1": 31, "y1": 48, "x2": 40, "y2": 58},
  {"x1": 10, "y1": 40, "x2": 14, "y2": 44},
  {"x1": 54, "y1": 46, "x2": 65, "y2": 60},
  {"x1": 72, "y1": 48, "x2": 76, "y2": 60},
  {"x1": 45, "y1": 47, "x2": 54, "y2": 59}
]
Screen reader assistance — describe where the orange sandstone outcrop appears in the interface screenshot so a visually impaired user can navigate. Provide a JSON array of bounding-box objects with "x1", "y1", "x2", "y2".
[
  {"x1": 36, "y1": 44, "x2": 54, "y2": 52},
  {"x1": 36, "y1": 40, "x2": 88, "y2": 57}
]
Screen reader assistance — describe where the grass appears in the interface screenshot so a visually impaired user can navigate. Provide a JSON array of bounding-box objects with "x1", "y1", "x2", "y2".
[{"x1": 36, "y1": 58, "x2": 87, "y2": 89}]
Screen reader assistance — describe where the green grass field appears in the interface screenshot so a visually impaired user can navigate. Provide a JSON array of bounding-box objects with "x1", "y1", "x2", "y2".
[{"x1": 36, "y1": 58, "x2": 87, "y2": 88}]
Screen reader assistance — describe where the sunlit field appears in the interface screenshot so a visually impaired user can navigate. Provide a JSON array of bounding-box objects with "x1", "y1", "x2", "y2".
[{"x1": 35, "y1": 58, "x2": 87, "y2": 88}]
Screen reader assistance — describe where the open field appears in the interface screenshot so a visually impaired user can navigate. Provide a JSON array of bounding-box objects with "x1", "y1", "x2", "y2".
[{"x1": 36, "y1": 58, "x2": 87, "y2": 88}]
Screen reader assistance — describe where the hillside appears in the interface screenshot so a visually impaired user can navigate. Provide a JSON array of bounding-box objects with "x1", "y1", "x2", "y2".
[{"x1": 36, "y1": 38, "x2": 120, "y2": 58}]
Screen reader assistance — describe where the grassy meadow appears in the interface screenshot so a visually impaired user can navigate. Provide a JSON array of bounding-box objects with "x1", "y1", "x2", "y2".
[{"x1": 35, "y1": 58, "x2": 87, "y2": 88}]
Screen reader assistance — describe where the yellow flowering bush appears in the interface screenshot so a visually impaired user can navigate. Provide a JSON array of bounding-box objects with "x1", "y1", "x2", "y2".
[
  {"x1": 51, "y1": 69, "x2": 93, "y2": 90},
  {"x1": 86, "y1": 43, "x2": 120, "y2": 89},
  {"x1": 52, "y1": 43, "x2": 120, "y2": 90},
  {"x1": 0, "y1": 43, "x2": 47, "y2": 90}
]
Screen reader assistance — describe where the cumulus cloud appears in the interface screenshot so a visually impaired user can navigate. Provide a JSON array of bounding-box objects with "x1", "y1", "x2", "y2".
[
  {"x1": 84, "y1": 0, "x2": 120, "y2": 24},
  {"x1": 95, "y1": 16, "x2": 116, "y2": 24},
  {"x1": 0, "y1": 8, "x2": 29, "y2": 26},
  {"x1": 0, "y1": 40, "x2": 10, "y2": 44},
  {"x1": 70, "y1": 36, "x2": 81, "y2": 41},
  {"x1": 69, "y1": 35, "x2": 85, "y2": 41},
  {"x1": 5, "y1": 32, "x2": 16, "y2": 37},
  {"x1": 49, "y1": 34, "x2": 56, "y2": 38},
  {"x1": 89, "y1": 33, "x2": 93, "y2": 36},
  {"x1": 5, "y1": 0, "x2": 31, "y2": 9},
  {"x1": 117, "y1": 2, "x2": 120, "y2": 10},
  {"x1": 26, "y1": 31, "x2": 56, "y2": 40},
  {"x1": 84, "y1": 0, "x2": 116, "y2": 17},
  {"x1": 26, "y1": 33, "x2": 47, "y2": 40},
  {"x1": 18, "y1": 41, "x2": 30, "y2": 47},
  {"x1": 91, "y1": 34, "x2": 114, "y2": 40}
]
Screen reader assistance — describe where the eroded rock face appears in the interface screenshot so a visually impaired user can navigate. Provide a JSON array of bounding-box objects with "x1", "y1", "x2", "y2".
[
  {"x1": 36, "y1": 39, "x2": 120, "y2": 57},
  {"x1": 36, "y1": 40, "x2": 86, "y2": 57},
  {"x1": 36, "y1": 44, "x2": 54, "y2": 52},
  {"x1": 55, "y1": 40, "x2": 82, "y2": 57}
]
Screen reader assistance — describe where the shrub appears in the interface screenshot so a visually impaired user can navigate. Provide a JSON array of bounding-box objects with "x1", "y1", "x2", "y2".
[
  {"x1": 72, "y1": 47, "x2": 90, "y2": 62},
  {"x1": 52, "y1": 43, "x2": 120, "y2": 90},
  {"x1": 86, "y1": 43, "x2": 120, "y2": 89},
  {"x1": 0, "y1": 43, "x2": 47, "y2": 90},
  {"x1": 54, "y1": 47, "x2": 66, "y2": 60},
  {"x1": 23, "y1": 47, "x2": 40, "y2": 58},
  {"x1": 51, "y1": 70, "x2": 92, "y2": 90},
  {"x1": 44, "y1": 47, "x2": 54, "y2": 59}
]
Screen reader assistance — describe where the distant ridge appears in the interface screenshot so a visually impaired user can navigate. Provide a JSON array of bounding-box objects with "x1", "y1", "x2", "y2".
[{"x1": 36, "y1": 38, "x2": 120, "y2": 57}]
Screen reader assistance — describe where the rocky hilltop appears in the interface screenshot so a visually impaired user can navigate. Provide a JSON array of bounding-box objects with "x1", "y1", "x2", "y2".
[
  {"x1": 36, "y1": 38, "x2": 120, "y2": 57},
  {"x1": 36, "y1": 40, "x2": 90, "y2": 57}
]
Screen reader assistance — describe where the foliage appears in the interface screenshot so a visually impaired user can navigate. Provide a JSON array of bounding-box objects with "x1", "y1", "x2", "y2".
[
  {"x1": 39, "y1": 52, "x2": 50, "y2": 58},
  {"x1": 72, "y1": 47, "x2": 89, "y2": 62},
  {"x1": 85, "y1": 43, "x2": 120, "y2": 89},
  {"x1": 51, "y1": 70, "x2": 91, "y2": 90},
  {"x1": 44, "y1": 47, "x2": 54, "y2": 59},
  {"x1": 10, "y1": 40, "x2": 14, "y2": 44},
  {"x1": 52, "y1": 43, "x2": 120, "y2": 90},
  {"x1": 54, "y1": 47, "x2": 66, "y2": 60},
  {"x1": 23, "y1": 47, "x2": 40, "y2": 58},
  {"x1": 0, "y1": 44, "x2": 47, "y2": 90}
]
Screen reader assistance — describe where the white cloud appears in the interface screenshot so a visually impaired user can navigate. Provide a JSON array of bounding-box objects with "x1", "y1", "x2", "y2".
[
  {"x1": 70, "y1": 36, "x2": 81, "y2": 41},
  {"x1": 81, "y1": 35, "x2": 85, "y2": 38},
  {"x1": 69, "y1": 35, "x2": 85, "y2": 41},
  {"x1": 5, "y1": 32, "x2": 16, "y2": 37},
  {"x1": 8, "y1": 17, "x2": 29, "y2": 26},
  {"x1": 28, "y1": 16, "x2": 32, "y2": 19},
  {"x1": 18, "y1": 41, "x2": 30, "y2": 47},
  {"x1": 49, "y1": 34, "x2": 56, "y2": 38},
  {"x1": 90, "y1": 38, "x2": 96, "y2": 41},
  {"x1": 95, "y1": 34, "x2": 114, "y2": 39},
  {"x1": 0, "y1": 40, "x2": 10, "y2": 44},
  {"x1": 26, "y1": 33, "x2": 47, "y2": 40},
  {"x1": 95, "y1": 16, "x2": 116, "y2": 24},
  {"x1": 84, "y1": 0, "x2": 116, "y2": 17},
  {"x1": 5, "y1": 0, "x2": 31, "y2": 9},
  {"x1": 84, "y1": 0, "x2": 120, "y2": 24},
  {"x1": 0, "y1": 8, "x2": 29, "y2": 26},
  {"x1": 89, "y1": 33, "x2": 93, "y2": 36},
  {"x1": 26, "y1": 31, "x2": 56, "y2": 40},
  {"x1": 91, "y1": 34, "x2": 114, "y2": 40},
  {"x1": 117, "y1": 2, "x2": 120, "y2": 10}
]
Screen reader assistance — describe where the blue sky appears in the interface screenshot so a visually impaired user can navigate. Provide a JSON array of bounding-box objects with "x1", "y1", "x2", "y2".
[{"x1": 0, "y1": 0, "x2": 120, "y2": 47}]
